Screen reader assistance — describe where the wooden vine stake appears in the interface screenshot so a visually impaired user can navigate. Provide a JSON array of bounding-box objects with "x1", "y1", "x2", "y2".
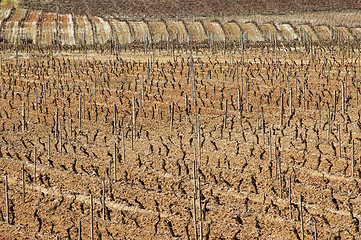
[
  {"x1": 280, "y1": 93, "x2": 284, "y2": 126},
  {"x1": 69, "y1": 112, "x2": 73, "y2": 138},
  {"x1": 113, "y1": 104, "x2": 117, "y2": 134},
  {"x1": 341, "y1": 82, "x2": 345, "y2": 114},
  {"x1": 333, "y1": 90, "x2": 336, "y2": 121},
  {"x1": 78, "y1": 220, "x2": 81, "y2": 240},
  {"x1": 274, "y1": 142, "x2": 278, "y2": 179},
  {"x1": 289, "y1": 176, "x2": 292, "y2": 219},
  {"x1": 122, "y1": 127, "x2": 126, "y2": 163},
  {"x1": 289, "y1": 87, "x2": 292, "y2": 115},
  {"x1": 223, "y1": 99, "x2": 227, "y2": 137},
  {"x1": 338, "y1": 125, "x2": 341, "y2": 160},
  {"x1": 55, "y1": 108, "x2": 58, "y2": 139},
  {"x1": 170, "y1": 102, "x2": 174, "y2": 133},
  {"x1": 90, "y1": 194, "x2": 94, "y2": 240},
  {"x1": 351, "y1": 139, "x2": 355, "y2": 177},
  {"x1": 59, "y1": 121, "x2": 62, "y2": 154},
  {"x1": 132, "y1": 96, "x2": 136, "y2": 139},
  {"x1": 47, "y1": 134, "x2": 51, "y2": 165},
  {"x1": 5, "y1": 174, "x2": 9, "y2": 224},
  {"x1": 318, "y1": 94, "x2": 321, "y2": 130},
  {"x1": 34, "y1": 147, "x2": 37, "y2": 183},
  {"x1": 22, "y1": 163, "x2": 25, "y2": 202},
  {"x1": 114, "y1": 142, "x2": 117, "y2": 181},
  {"x1": 327, "y1": 107, "x2": 331, "y2": 143},
  {"x1": 102, "y1": 177, "x2": 105, "y2": 220},
  {"x1": 356, "y1": 78, "x2": 358, "y2": 106},
  {"x1": 260, "y1": 108, "x2": 264, "y2": 143},
  {"x1": 193, "y1": 143, "x2": 198, "y2": 240},
  {"x1": 22, "y1": 102, "x2": 25, "y2": 131},
  {"x1": 193, "y1": 193, "x2": 198, "y2": 240},
  {"x1": 269, "y1": 128, "x2": 272, "y2": 175},
  {"x1": 237, "y1": 88, "x2": 242, "y2": 123},
  {"x1": 300, "y1": 194, "x2": 304, "y2": 240},
  {"x1": 79, "y1": 95, "x2": 82, "y2": 131},
  {"x1": 278, "y1": 153, "x2": 282, "y2": 198},
  {"x1": 198, "y1": 177, "x2": 203, "y2": 240}
]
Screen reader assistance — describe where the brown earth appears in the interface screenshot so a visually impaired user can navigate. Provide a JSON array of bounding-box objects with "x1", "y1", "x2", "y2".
[
  {"x1": 0, "y1": 44, "x2": 360, "y2": 239},
  {"x1": 21, "y1": 0, "x2": 361, "y2": 18}
]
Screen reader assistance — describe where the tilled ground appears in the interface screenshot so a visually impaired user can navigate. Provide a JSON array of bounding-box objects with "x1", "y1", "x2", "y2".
[
  {"x1": 0, "y1": 48, "x2": 361, "y2": 239},
  {"x1": 21, "y1": 0, "x2": 361, "y2": 18}
]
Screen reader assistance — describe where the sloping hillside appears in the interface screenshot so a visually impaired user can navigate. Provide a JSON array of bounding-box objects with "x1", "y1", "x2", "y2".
[{"x1": 21, "y1": 0, "x2": 361, "y2": 17}]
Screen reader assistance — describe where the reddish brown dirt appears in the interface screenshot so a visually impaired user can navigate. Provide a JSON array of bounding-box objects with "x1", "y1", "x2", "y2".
[{"x1": 0, "y1": 47, "x2": 361, "y2": 239}]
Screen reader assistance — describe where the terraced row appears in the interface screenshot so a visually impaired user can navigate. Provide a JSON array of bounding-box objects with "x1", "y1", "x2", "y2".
[{"x1": 0, "y1": 6, "x2": 359, "y2": 47}]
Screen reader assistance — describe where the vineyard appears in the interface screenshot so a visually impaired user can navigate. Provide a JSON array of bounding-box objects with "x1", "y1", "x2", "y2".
[
  {"x1": 20, "y1": 0, "x2": 361, "y2": 18},
  {"x1": 0, "y1": 6, "x2": 360, "y2": 49},
  {"x1": 1, "y1": 4, "x2": 361, "y2": 240}
]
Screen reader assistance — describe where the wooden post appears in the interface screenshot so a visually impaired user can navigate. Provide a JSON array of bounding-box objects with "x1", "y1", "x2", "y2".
[
  {"x1": 79, "y1": 95, "x2": 82, "y2": 131},
  {"x1": 185, "y1": 94, "x2": 189, "y2": 122},
  {"x1": 223, "y1": 99, "x2": 227, "y2": 132},
  {"x1": 59, "y1": 121, "x2": 62, "y2": 154},
  {"x1": 289, "y1": 88, "x2": 292, "y2": 115},
  {"x1": 132, "y1": 96, "x2": 136, "y2": 138},
  {"x1": 5, "y1": 174, "x2": 9, "y2": 224},
  {"x1": 113, "y1": 104, "x2": 117, "y2": 134},
  {"x1": 170, "y1": 102, "x2": 174, "y2": 133},
  {"x1": 274, "y1": 142, "x2": 278, "y2": 179},
  {"x1": 1, "y1": 78, "x2": 3, "y2": 99},
  {"x1": 302, "y1": 82, "x2": 305, "y2": 110},
  {"x1": 269, "y1": 128, "x2": 272, "y2": 169},
  {"x1": 48, "y1": 134, "x2": 51, "y2": 165},
  {"x1": 90, "y1": 194, "x2": 94, "y2": 240},
  {"x1": 34, "y1": 147, "x2": 37, "y2": 183},
  {"x1": 318, "y1": 94, "x2": 321, "y2": 130},
  {"x1": 35, "y1": 88, "x2": 38, "y2": 113},
  {"x1": 333, "y1": 90, "x2": 337, "y2": 121},
  {"x1": 245, "y1": 78, "x2": 249, "y2": 112},
  {"x1": 22, "y1": 163, "x2": 25, "y2": 202},
  {"x1": 289, "y1": 176, "x2": 292, "y2": 219},
  {"x1": 300, "y1": 194, "x2": 304, "y2": 240},
  {"x1": 356, "y1": 78, "x2": 358, "y2": 106},
  {"x1": 351, "y1": 139, "x2": 355, "y2": 177},
  {"x1": 342, "y1": 82, "x2": 345, "y2": 114},
  {"x1": 280, "y1": 93, "x2": 284, "y2": 126},
  {"x1": 94, "y1": 75, "x2": 96, "y2": 103},
  {"x1": 193, "y1": 143, "x2": 198, "y2": 195},
  {"x1": 122, "y1": 128, "x2": 125, "y2": 163},
  {"x1": 238, "y1": 88, "x2": 242, "y2": 122},
  {"x1": 327, "y1": 107, "x2": 331, "y2": 143},
  {"x1": 82, "y1": 94, "x2": 85, "y2": 120},
  {"x1": 114, "y1": 142, "x2": 117, "y2": 181},
  {"x1": 338, "y1": 124, "x2": 341, "y2": 160},
  {"x1": 22, "y1": 102, "x2": 26, "y2": 131},
  {"x1": 193, "y1": 194, "x2": 198, "y2": 240},
  {"x1": 78, "y1": 220, "x2": 81, "y2": 240},
  {"x1": 131, "y1": 118, "x2": 134, "y2": 151},
  {"x1": 102, "y1": 177, "x2": 105, "y2": 220},
  {"x1": 197, "y1": 176, "x2": 203, "y2": 239},
  {"x1": 278, "y1": 154, "x2": 282, "y2": 198},
  {"x1": 55, "y1": 108, "x2": 58, "y2": 139},
  {"x1": 262, "y1": 109, "x2": 265, "y2": 144},
  {"x1": 26, "y1": 95, "x2": 29, "y2": 123},
  {"x1": 70, "y1": 112, "x2": 73, "y2": 138},
  {"x1": 198, "y1": 176, "x2": 202, "y2": 220}
]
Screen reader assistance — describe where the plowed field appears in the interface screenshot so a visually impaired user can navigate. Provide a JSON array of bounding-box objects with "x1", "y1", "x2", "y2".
[{"x1": 0, "y1": 45, "x2": 361, "y2": 239}]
